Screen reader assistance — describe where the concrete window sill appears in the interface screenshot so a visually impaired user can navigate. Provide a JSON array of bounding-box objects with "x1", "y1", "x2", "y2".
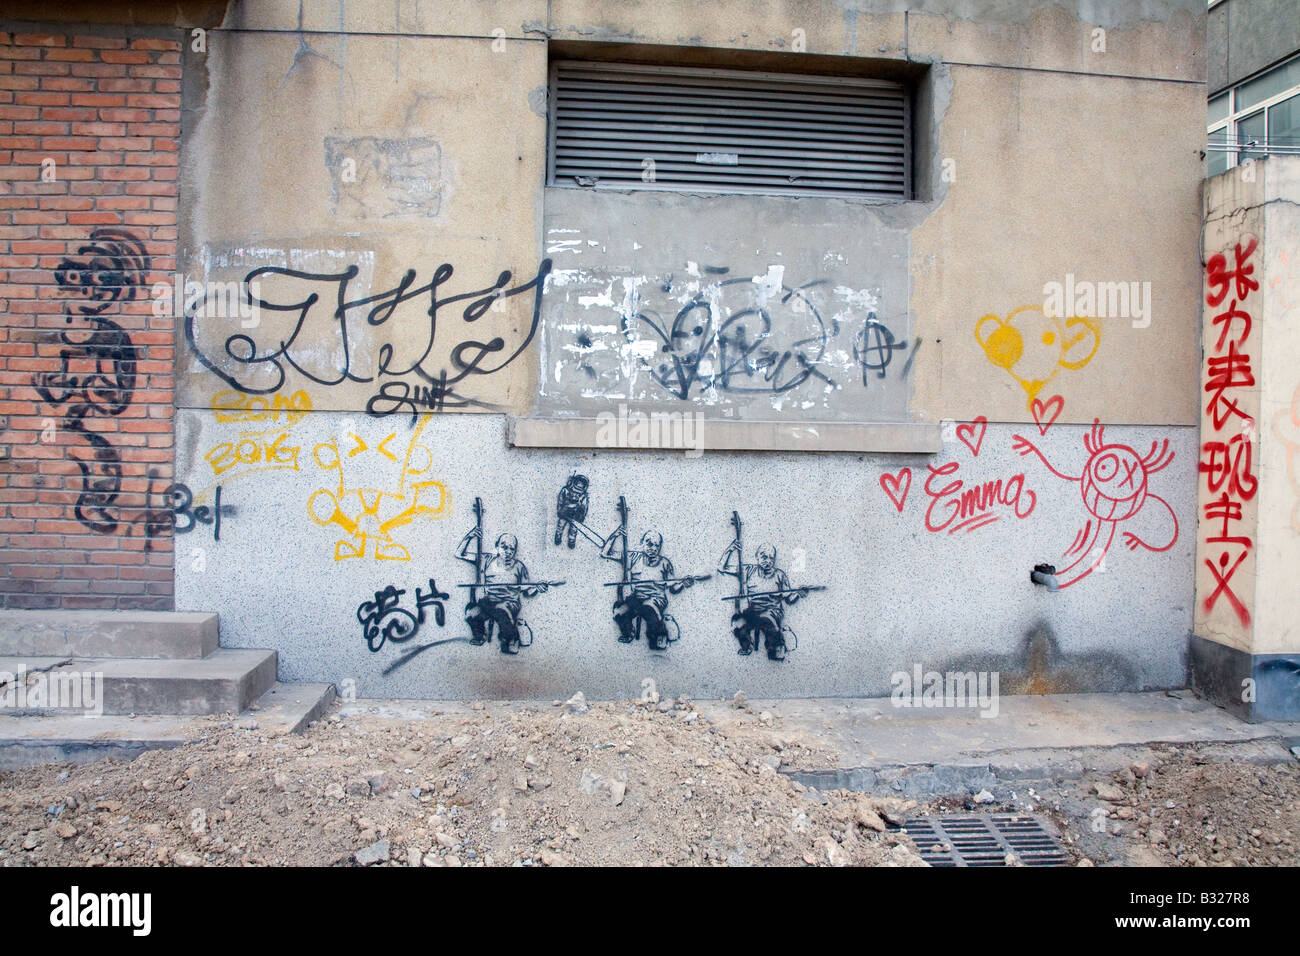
[{"x1": 507, "y1": 417, "x2": 941, "y2": 454}]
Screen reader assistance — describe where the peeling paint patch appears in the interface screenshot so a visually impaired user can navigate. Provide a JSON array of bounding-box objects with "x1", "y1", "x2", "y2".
[
  {"x1": 527, "y1": 84, "x2": 548, "y2": 117},
  {"x1": 324, "y1": 136, "x2": 443, "y2": 219}
]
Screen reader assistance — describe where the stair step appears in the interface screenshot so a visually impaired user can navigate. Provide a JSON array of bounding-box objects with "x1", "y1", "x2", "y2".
[
  {"x1": 0, "y1": 649, "x2": 278, "y2": 716},
  {"x1": 0, "y1": 680, "x2": 336, "y2": 768},
  {"x1": 251, "y1": 681, "x2": 337, "y2": 734},
  {"x1": 0, "y1": 610, "x2": 219, "y2": 659}
]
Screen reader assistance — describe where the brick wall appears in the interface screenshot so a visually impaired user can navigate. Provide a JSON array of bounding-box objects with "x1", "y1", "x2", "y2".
[{"x1": 0, "y1": 29, "x2": 180, "y2": 611}]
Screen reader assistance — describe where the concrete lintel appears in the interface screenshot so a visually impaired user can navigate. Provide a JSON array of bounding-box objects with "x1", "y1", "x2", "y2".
[{"x1": 508, "y1": 416, "x2": 941, "y2": 453}]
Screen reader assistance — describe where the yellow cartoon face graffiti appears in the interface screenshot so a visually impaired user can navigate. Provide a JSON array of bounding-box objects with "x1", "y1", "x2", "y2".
[
  {"x1": 307, "y1": 416, "x2": 448, "y2": 561},
  {"x1": 975, "y1": 306, "x2": 1101, "y2": 407}
]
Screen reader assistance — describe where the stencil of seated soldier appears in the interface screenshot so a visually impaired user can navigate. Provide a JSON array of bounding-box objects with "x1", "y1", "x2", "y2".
[
  {"x1": 602, "y1": 529, "x2": 696, "y2": 650},
  {"x1": 719, "y1": 542, "x2": 808, "y2": 660},
  {"x1": 456, "y1": 530, "x2": 549, "y2": 654}
]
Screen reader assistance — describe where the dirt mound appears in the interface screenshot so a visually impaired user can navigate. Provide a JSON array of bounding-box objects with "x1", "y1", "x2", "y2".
[{"x1": 0, "y1": 696, "x2": 926, "y2": 867}]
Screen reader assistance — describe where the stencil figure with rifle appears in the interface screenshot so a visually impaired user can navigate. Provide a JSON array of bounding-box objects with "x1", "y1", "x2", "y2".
[
  {"x1": 600, "y1": 495, "x2": 710, "y2": 651},
  {"x1": 718, "y1": 511, "x2": 824, "y2": 661},
  {"x1": 455, "y1": 498, "x2": 563, "y2": 655}
]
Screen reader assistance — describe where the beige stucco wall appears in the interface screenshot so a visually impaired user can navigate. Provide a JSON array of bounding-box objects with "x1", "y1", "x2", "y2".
[
  {"x1": 179, "y1": 27, "x2": 548, "y2": 412},
  {"x1": 176, "y1": 0, "x2": 1206, "y2": 429}
]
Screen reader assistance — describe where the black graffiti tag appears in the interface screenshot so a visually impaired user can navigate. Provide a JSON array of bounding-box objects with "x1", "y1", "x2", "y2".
[
  {"x1": 357, "y1": 579, "x2": 450, "y2": 653},
  {"x1": 31, "y1": 228, "x2": 148, "y2": 535},
  {"x1": 184, "y1": 257, "x2": 553, "y2": 420}
]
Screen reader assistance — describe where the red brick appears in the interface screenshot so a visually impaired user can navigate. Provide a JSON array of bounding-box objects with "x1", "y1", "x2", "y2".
[
  {"x1": 42, "y1": 50, "x2": 95, "y2": 63},
  {"x1": 126, "y1": 122, "x2": 176, "y2": 137},
  {"x1": 69, "y1": 63, "x2": 128, "y2": 78},
  {"x1": 13, "y1": 35, "x2": 65, "y2": 48},
  {"x1": 69, "y1": 94, "x2": 125, "y2": 107},
  {"x1": 0, "y1": 47, "x2": 43, "y2": 62},
  {"x1": 96, "y1": 196, "x2": 149, "y2": 210},
  {"x1": 97, "y1": 136, "x2": 151, "y2": 150},
  {"x1": 38, "y1": 136, "x2": 96, "y2": 150},
  {"x1": 99, "y1": 79, "x2": 154, "y2": 94},
  {"x1": 15, "y1": 92, "x2": 70, "y2": 107},
  {"x1": 34, "y1": 198, "x2": 89, "y2": 212},
  {"x1": 71, "y1": 122, "x2": 125, "y2": 136},
  {"x1": 99, "y1": 167, "x2": 148, "y2": 181},
  {"x1": 70, "y1": 181, "x2": 123, "y2": 194},
  {"x1": 13, "y1": 211, "x2": 64, "y2": 224},
  {"x1": 130, "y1": 38, "x2": 180, "y2": 51},
  {"x1": 101, "y1": 50, "x2": 150, "y2": 65},
  {"x1": 13, "y1": 120, "x2": 68, "y2": 135},
  {"x1": 130, "y1": 65, "x2": 181, "y2": 80},
  {"x1": 40, "y1": 77, "x2": 96, "y2": 93},
  {"x1": 124, "y1": 182, "x2": 173, "y2": 195},
  {"x1": 14, "y1": 60, "x2": 69, "y2": 75},
  {"x1": 99, "y1": 108, "x2": 149, "y2": 122},
  {"x1": 40, "y1": 107, "x2": 97, "y2": 121},
  {"x1": 125, "y1": 94, "x2": 177, "y2": 109},
  {"x1": 124, "y1": 154, "x2": 176, "y2": 168},
  {"x1": 73, "y1": 36, "x2": 128, "y2": 50},
  {"x1": 67, "y1": 212, "x2": 122, "y2": 225}
]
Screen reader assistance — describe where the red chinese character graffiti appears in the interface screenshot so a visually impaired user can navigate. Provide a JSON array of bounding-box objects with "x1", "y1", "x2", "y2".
[
  {"x1": 1204, "y1": 341, "x2": 1255, "y2": 431},
  {"x1": 1205, "y1": 237, "x2": 1259, "y2": 307},
  {"x1": 1203, "y1": 549, "x2": 1251, "y2": 627},
  {"x1": 1199, "y1": 435, "x2": 1259, "y2": 502},
  {"x1": 1210, "y1": 301, "x2": 1252, "y2": 351},
  {"x1": 1203, "y1": 493, "x2": 1251, "y2": 547}
]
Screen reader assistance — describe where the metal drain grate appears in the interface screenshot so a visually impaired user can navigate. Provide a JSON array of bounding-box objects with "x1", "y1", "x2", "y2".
[{"x1": 896, "y1": 814, "x2": 1071, "y2": 867}]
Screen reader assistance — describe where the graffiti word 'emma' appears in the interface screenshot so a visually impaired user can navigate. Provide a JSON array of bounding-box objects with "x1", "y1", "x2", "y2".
[{"x1": 923, "y1": 460, "x2": 1036, "y2": 534}]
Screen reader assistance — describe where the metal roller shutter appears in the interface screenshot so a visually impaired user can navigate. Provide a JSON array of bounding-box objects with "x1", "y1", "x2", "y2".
[{"x1": 548, "y1": 61, "x2": 910, "y2": 199}]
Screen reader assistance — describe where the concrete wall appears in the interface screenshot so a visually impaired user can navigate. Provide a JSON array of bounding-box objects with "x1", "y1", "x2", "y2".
[
  {"x1": 1192, "y1": 155, "x2": 1300, "y2": 721},
  {"x1": 1207, "y1": 0, "x2": 1300, "y2": 94},
  {"x1": 175, "y1": 409, "x2": 1196, "y2": 699},
  {"x1": 7, "y1": 1, "x2": 1211, "y2": 699}
]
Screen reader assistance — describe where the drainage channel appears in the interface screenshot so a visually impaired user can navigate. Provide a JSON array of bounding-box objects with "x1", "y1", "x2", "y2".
[{"x1": 893, "y1": 814, "x2": 1072, "y2": 867}]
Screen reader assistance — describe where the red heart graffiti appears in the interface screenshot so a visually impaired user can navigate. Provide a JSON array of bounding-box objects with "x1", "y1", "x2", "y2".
[
  {"x1": 1031, "y1": 395, "x2": 1064, "y2": 436},
  {"x1": 956, "y1": 416, "x2": 987, "y2": 458},
  {"x1": 880, "y1": 468, "x2": 912, "y2": 513}
]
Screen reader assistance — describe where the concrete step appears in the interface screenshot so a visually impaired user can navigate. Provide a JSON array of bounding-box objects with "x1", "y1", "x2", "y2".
[
  {"x1": 0, "y1": 610, "x2": 219, "y2": 659},
  {"x1": 0, "y1": 680, "x2": 337, "y2": 768},
  {"x1": 249, "y1": 681, "x2": 337, "y2": 734},
  {"x1": 0, "y1": 648, "x2": 278, "y2": 717}
]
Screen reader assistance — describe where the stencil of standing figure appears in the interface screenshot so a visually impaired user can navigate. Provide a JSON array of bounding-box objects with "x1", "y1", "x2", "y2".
[{"x1": 554, "y1": 473, "x2": 589, "y2": 549}]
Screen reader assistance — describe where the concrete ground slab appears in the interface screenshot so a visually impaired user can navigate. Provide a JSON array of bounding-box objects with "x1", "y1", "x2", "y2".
[
  {"x1": 694, "y1": 690, "x2": 1300, "y2": 796},
  {"x1": 694, "y1": 691, "x2": 1300, "y2": 768}
]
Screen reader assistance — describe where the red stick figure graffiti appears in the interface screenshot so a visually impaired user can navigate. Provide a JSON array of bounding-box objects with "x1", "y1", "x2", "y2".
[{"x1": 1013, "y1": 420, "x2": 1179, "y2": 589}]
